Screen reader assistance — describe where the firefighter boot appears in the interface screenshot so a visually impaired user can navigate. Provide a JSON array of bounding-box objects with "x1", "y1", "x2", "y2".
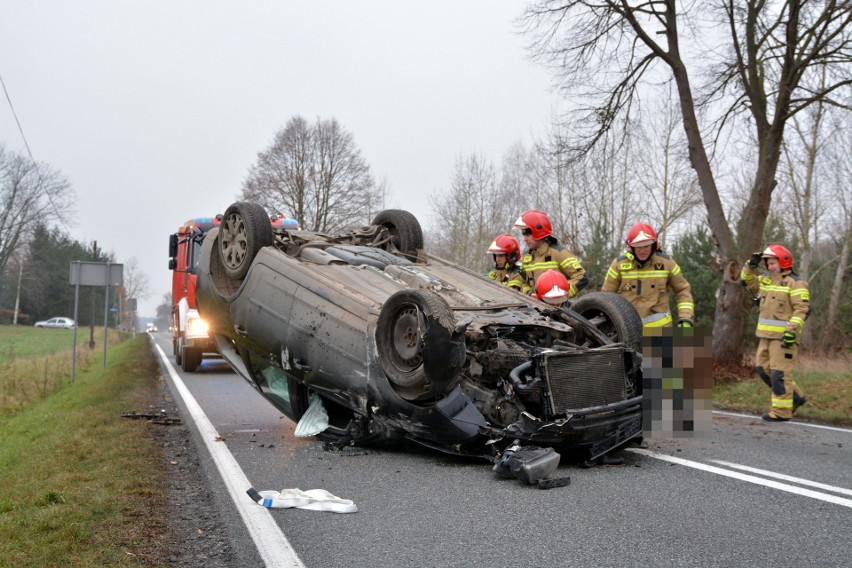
[
  {"x1": 793, "y1": 393, "x2": 807, "y2": 414},
  {"x1": 762, "y1": 412, "x2": 790, "y2": 422}
]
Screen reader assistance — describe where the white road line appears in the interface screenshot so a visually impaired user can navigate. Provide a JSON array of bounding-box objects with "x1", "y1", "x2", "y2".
[
  {"x1": 710, "y1": 460, "x2": 852, "y2": 497},
  {"x1": 626, "y1": 448, "x2": 852, "y2": 509},
  {"x1": 713, "y1": 410, "x2": 852, "y2": 433},
  {"x1": 154, "y1": 343, "x2": 305, "y2": 568}
]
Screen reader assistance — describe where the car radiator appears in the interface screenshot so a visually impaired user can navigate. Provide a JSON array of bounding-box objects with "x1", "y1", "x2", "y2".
[{"x1": 541, "y1": 346, "x2": 629, "y2": 416}]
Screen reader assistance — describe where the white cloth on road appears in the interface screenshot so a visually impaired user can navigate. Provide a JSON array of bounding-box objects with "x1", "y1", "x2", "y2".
[{"x1": 255, "y1": 488, "x2": 357, "y2": 513}]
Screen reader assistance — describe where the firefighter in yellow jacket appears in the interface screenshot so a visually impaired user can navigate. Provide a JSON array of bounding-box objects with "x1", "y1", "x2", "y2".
[
  {"x1": 486, "y1": 234, "x2": 527, "y2": 292},
  {"x1": 513, "y1": 210, "x2": 588, "y2": 298},
  {"x1": 740, "y1": 244, "x2": 809, "y2": 421},
  {"x1": 602, "y1": 223, "x2": 694, "y2": 329}
]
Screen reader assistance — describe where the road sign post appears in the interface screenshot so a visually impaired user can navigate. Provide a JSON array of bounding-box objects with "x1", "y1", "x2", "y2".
[{"x1": 70, "y1": 261, "x2": 123, "y2": 380}]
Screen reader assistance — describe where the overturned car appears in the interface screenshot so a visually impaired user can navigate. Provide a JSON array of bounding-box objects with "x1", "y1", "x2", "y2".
[{"x1": 196, "y1": 202, "x2": 645, "y2": 462}]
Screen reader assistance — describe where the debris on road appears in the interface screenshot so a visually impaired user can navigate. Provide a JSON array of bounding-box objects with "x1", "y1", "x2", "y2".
[{"x1": 121, "y1": 411, "x2": 182, "y2": 425}]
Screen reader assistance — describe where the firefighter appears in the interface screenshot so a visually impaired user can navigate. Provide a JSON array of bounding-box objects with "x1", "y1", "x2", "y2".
[
  {"x1": 514, "y1": 210, "x2": 588, "y2": 298},
  {"x1": 740, "y1": 244, "x2": 809, "y2": 421},
  {"x1": 535, "y1": 269, "x2": 570, "y2": 306},
  {"x1": 486, "y1": 234, "x2": 527, "y2": 292},
  {"x1": 602, "y1": 222, "x2": 694, "y2": 330}
]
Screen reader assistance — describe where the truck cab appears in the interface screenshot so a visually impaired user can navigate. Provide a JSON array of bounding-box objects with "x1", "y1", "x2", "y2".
[{"x1": 168, "y1": 216, "x2": 222, "y2": 371}]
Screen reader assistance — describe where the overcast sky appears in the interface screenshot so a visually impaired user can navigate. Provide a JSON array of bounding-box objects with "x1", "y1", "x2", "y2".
[{"x1": 1, "y1": 1, "x2": 561, "y2": 318}]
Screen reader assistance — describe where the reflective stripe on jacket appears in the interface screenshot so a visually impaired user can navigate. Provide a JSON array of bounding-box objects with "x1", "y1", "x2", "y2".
[
  {"x1": 522, "y1": 242, "x2": 588, "y2": 298},
  {"x1": 602, "y1": 249, "x2": 694, "y2": 326},
  {"x1": 740, "y1": 264, "x2": 810, "y2": 340},
  {"x1": 487, "y1": 265, "x2": 527, "y2": 293}
]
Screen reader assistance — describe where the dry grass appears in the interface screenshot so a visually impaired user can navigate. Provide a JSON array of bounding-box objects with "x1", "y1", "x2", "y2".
[
  {"x1": 0, "y1": 327, "x2": 125, "y2": 416},
  {"x1": 797, "y1": 353, "x2": 852, "y2": 374}
]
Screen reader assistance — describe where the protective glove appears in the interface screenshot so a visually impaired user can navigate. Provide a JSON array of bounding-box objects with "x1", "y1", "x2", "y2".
[
  {"x1": 677, "y1": 320, "x2": 693, "y2": 328},
  {"x1": 747, "y1": 252, "x2": 762, "y2": 268},
  {"x1": 781, "y1": 330, "x2": 796, "y2": 348}
]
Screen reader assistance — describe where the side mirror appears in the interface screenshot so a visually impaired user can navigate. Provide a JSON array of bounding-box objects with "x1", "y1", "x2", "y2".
[
  {"x1": 168, "y1": 258, "x2": 177, "y2": 270},
  {"x1": 168, "y1": 234, "x2": 178, "y2": 259}
]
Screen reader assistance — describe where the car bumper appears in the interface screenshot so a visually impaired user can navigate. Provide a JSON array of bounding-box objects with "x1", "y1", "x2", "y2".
[
  {"x1": 498, "y1": 396, "x2": 643, "y2": 459},
  {"x1": 184, "y1": 334, "x2": 215, "y2": 352}
]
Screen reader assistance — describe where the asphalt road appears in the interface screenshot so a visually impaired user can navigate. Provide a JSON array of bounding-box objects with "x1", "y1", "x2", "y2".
[{"x1": 150, "y1": 333, "x2": 852, "y2": 568}]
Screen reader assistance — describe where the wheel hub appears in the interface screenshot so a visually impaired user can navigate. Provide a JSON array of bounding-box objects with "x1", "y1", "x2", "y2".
[
  {"x1": 390, "y1": 307, "x2": 422, "y2": 368},
  {"x1": 221, "y1": 214, "x2": 248, "y2": 269}
]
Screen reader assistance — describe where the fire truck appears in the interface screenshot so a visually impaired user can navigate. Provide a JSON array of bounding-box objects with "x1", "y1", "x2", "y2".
[
  {"x1": 168, "y1": 216, "x2": 222, "y2": 372},
  {"x1": 168, "y1": 212, "x2": 299, "y2": 372}
]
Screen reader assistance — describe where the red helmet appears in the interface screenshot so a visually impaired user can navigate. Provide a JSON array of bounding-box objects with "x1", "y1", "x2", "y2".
[
  {"x1": 762, "y1": 244, "x2": 794, "y2": 270},
  {"x1": 514, "y1": 210, "x2": 552, "y2": 240},
  {"x1": 535, "y1": 269, "x2": 570, "y2": 305},
  {"x1": 487, "y1": 234, "x2": 521, "y2": 267},
  {"x1": 626, "y1": 223, "x2": 658, "y2": 248}
]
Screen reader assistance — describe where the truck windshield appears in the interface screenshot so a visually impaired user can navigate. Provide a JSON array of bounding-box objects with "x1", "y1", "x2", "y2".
[{"x1": 189, "y1": 233, "x2": 206, "y2": 273}]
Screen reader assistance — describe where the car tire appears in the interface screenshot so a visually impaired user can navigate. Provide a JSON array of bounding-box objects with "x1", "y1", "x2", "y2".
[
  {"x1": 219, "y1": 202, "x2": 274, "y2": 280},
  {"x1": 175, "y1": 336, "x2": 183, "y2": 365},
  {"x1": 371, "y1": 209, "x2": 423, "y2": 261},
  {"x1": 569, "y1": 292, "x2": 643, "y2": 352},
  {"x1": 376, "y1": 288, "x2": 466, "y2": 402}
]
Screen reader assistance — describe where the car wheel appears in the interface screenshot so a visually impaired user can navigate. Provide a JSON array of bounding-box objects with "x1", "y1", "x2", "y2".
[
  {"x1": 376, "y1": 289, "x2": 466, "y2": 402},
  {"x1": 371, "y1": 209, "x2": 423, "y2": 261},
  {"x1": 219, "y1": 202, "x2": 274, "y2": 280},
  {"x1": 175, "y1": 336, "x2": 183, "y2": 365},
  {"x1": 570, "y1": 292, "x2": 643, "y2": 352}
]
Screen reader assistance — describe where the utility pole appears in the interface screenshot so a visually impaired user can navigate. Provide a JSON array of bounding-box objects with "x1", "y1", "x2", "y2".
[
  {"x1": 89, "y1": 240, "x2": 97, "y2": 349},
  {"x1": 12, "y1": 253, "x2": 23, "y2": 325}
]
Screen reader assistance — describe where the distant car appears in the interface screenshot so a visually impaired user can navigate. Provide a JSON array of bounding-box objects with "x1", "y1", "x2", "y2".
[
  {"x1": 34, "y1": 317, "x2": 76, "y2": 329},
  {"x1": 196, "y1": 202, "x2": 645, "y2": 462},
  {"x1": 146, "y1": 323, "x2": 158, "y2": 333}
]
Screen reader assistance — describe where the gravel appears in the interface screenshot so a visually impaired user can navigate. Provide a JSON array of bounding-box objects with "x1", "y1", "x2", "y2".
[{"x1": 141, "y1": 375, "x2": 235, "y2": 567}]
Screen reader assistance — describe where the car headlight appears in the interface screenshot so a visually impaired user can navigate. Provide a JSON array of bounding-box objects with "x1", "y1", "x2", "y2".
[{"x1": 187, "y1": 317, "x2": 209, "y2": 335}]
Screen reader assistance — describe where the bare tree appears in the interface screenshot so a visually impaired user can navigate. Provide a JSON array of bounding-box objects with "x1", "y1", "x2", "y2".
[
  {"x1": 523, "y1": 0, "x2": 852, "y2": 363},
  {"x1": 429, "y1": 154, "x2": 499, "y2": 271},
  {"x1": 121, "y1": 256, "x2": 150, "y2": 331},
  {"x1": 498, "y1": 141, "x2": 539, "y2": 230},
  {"x1": 583, "y1": 133, "x2": 639, "y2": 251},
  {"x1": 241, "y1": 116, "x2": 382, "y2": 233},
  {"x1": 776, "y1": 69, "x2": 843, "y2": 281},
  {"x1": 154, "y1": 291, "x2": 172, "y2": 331},
  {"x1": 633, "y1": 90, "x2": 703, "y2": 247},
  {"x1": 823, "y1": 118, "x2": 852, "y2": 346},
  {"x1": 0, "y1": 144, "x2": 75, "y2": 278}
]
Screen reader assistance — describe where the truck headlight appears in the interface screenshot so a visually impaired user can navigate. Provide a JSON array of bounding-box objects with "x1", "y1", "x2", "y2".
[{"x1": 187, "y1": 317, "x2": 209, "y2": 335}]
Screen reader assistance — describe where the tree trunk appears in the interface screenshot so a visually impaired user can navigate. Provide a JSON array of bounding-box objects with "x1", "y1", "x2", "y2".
[
  {"x1": 825, "y1": 235, "x2": 850, "y2": 348},
  {"x1": 669, "y1": 60, "x2": 746, "y2": 363},
  {"x1": 714, "y1": 277, "x2": 751, "y2": 363}
]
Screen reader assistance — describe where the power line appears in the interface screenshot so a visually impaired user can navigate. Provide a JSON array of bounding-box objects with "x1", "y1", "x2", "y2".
[
  {"x1": 0, "y1": 70, "x2": 70, "y2": 228},
  {"x1": 0, "y1": 71, "x2": 40, "y2": 167}
]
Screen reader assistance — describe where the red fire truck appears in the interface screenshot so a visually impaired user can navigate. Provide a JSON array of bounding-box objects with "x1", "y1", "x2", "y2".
[
  {"x1": 168, "y1": 212, "x2": 300, "y2": 372},
  {"x1": 168, "y1": 216, "x2": 222, "y2": 372}
]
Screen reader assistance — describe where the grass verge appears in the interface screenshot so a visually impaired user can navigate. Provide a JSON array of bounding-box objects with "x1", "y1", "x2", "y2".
[
  {"x1": 0, "y1": 326, "x2": 83, "y2": 360},
  {"x1": 0, "y1": 335, "x2": 170, "y2": 567},
  {"x1": 0, "y1": 326, "x2": 125, "y2": 415},
  {"x1": 714, "y1": 355, "x2": 852, "y2": 425}
]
